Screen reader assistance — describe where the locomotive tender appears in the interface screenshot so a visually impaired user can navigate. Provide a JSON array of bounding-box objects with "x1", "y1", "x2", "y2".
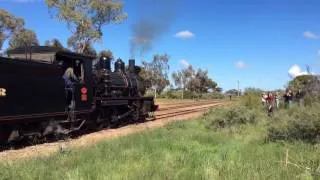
[{"x1": 0, "y1": 50, "x2": 158, "y2": 144}]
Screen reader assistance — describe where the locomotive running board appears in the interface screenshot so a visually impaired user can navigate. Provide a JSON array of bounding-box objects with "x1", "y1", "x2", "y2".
[
  {"x1": 0, "y1": 110, "x2": 92, "y2": 123},
  {"x1": 101, "y1": 100, "x2": 128, "y2": 106}
]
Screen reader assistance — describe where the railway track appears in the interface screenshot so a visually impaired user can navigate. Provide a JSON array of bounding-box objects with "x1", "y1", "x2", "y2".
[
  {"x1": 157, "y1": 100, "x2": 224, "y2": 111},
  {"x1": 154, "y1": 102, "x2": 226, "y2": 120},
  {"x1": 156, "y1": 100, "x2": 216, "y2": 106}
]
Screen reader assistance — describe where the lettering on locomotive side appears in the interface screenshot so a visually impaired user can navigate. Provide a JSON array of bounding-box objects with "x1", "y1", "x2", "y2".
[{"x1": 0, "y1": 88, "x2": 6, "y2": 97}]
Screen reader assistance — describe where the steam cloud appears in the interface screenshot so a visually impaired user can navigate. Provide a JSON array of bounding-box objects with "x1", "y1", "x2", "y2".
[{"x1": 130, "y1": 0, "x2": 178, "y2": 58}]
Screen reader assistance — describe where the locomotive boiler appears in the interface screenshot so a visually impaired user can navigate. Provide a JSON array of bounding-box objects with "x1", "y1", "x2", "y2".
[
  {"x1": 93, "y1": 57, "x2": 144, "y2": 98},
  {"x1": 0, "y1": 49, "x2": 158, "y2": 145}
]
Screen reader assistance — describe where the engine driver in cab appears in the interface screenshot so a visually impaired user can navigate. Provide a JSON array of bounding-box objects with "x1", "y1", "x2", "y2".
[{"x1": 63, "y1": 60, "x2": 81, "y2": 110}]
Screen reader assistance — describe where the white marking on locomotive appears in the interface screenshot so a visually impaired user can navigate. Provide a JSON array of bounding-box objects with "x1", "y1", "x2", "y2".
[{"x1": 0, "y1": 88, "x2": 6, "y2": 97}]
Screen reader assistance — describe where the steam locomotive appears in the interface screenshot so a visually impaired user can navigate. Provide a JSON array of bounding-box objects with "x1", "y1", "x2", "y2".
[{"x1": 0, "y1": 50, "x2": 158, "y2": 144}]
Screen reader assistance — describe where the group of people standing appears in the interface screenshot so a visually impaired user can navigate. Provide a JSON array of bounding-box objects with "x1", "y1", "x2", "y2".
[{"x1": 261, "y1": 89, "x2": 304, "y2": 114}]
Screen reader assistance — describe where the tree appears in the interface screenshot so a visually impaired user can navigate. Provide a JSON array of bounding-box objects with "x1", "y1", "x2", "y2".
[
  {"x1": 172, "y1": 64, "x2": 220, "y2": 98},
  {"x1": 139, "y1": 67, "x2": 152, "y2": 93},
  {"x1": 82, "y1": 43, "x2": 97, "y2": 57},
  {"x1": 225, "y1": 89, "x2": 239, "y2": 96},
  {"x1": 172, "y1": 65, "x2": 194, "y2": 99},
  {"x1": 186, "y1": 68, "x2": 218, "y2": 94},
  {"x1": 51, "y1": 38, "x2": 64, "y2": 50},
  {"x1": 8, "y1": 28, "x2": 39, "y2": 60},
  {"x1": 8, "y1": 28, "x2": 39, "y2": 49},
  {"x1": 99, "y1": 49, "x2": 113, "y2": 59},
  {"x1": 0, "y1": 9, "x2": 24, "y2": 50},
  {"x1": 288, "y1": 75, "x2": 320, "y2": 95},
  {"x1": 215, "y1": 87, "x2": 223, "y2": 93},
  {"x1": 289, "y1": 75, "x2": 320, "y2": 105},
  {"x1": 243, "y1": 87, "x2": 263, "y2": 95},
  {"x1": 45, "y1": 0, "x2": 127, "y2": 53},
  {"x1": 45, "y1": 38, "x2": 65, "y2": 50},
  {"x1": 141, "y1": 54, "x2": 170, "y2": 96}
]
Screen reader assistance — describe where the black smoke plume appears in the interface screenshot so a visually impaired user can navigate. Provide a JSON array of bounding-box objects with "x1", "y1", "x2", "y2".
[{"x1": 130, "y1": 0, "x2": 178, "y2": 58}]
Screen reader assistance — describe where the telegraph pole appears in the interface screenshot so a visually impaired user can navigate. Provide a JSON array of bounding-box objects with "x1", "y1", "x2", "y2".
[
  {"x1": 181, "y1": 76, "x2": 184, "y2": 99},
  {"x1": 237, "y1": 80, "x2": 240, "y2": 97}
]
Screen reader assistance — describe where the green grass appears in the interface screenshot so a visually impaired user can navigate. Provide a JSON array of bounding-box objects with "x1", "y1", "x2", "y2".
[{"x1": 1, "y1": 117, "x2": 319, "y2": 180}]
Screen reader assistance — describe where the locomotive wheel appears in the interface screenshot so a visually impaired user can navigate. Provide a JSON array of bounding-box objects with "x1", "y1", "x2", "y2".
[
  {"x1": 132, "y1": 110, "x2": 140, "y2": 123},
  {"x1": 95, "y1": 114, "x2": 106, "y2": 130},
  {"x1": 148, "y1": 112, "x2": 155, "y2": 118},
  {"x1": 27, "y1": 134, "x2": 44, "y2": 146},
  {"x1": 94, "y1": 109, "x2": 110, "y2": 130},
  {"x1": 0, "y1": 125, "x2": 11, "y2": 146}
]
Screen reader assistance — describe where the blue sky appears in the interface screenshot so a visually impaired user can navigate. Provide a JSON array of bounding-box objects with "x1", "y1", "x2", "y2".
[{"x1": 1, "y1": 0, "x2": 320, "y2": 91}]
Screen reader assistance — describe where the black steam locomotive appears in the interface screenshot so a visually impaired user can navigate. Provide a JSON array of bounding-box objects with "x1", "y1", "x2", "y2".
[{"x1": 0, "y1": 50, "x2": 158, "y2": 144}]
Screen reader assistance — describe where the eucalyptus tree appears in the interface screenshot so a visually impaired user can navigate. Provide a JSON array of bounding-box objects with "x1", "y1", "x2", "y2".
[
  {"x1": 8, "y1": 28, "x2": 39, "y2": 49},
  {"x1": 0, "y1": 9, "x2": 24, "y2": 50},
  {"x1": 45, "y1": 0, "x2": 127, "y2": 53}
]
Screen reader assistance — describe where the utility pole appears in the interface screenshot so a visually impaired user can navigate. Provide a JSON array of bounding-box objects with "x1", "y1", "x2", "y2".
[
  {"x1": 181, "y1": 76, "x2": 184, "y2": 99},
  {"x1": 237, "y1": 80, "x2": 240, "y2": 97}
]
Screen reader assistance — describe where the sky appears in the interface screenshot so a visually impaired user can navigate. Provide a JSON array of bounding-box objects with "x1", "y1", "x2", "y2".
[{"x1": 1, "y1": 0, "x2": 320, "y2": 92}]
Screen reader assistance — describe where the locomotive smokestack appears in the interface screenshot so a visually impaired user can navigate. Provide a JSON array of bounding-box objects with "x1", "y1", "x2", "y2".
[
  {"x1": 121, "y1": 61, "x2": 125, "y2": 72},
  {"x1": 129, "y1": 59, "x2": 135, "y2": 73},
  {"x1": 115, "y1": 58, "x2": 122, "y2": 72}
]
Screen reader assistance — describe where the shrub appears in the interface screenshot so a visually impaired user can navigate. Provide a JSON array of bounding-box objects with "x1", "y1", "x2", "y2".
[
  {"x1": 240, "y1": 92, "x2": 263, "y2": 109},
  {"x1": 202, "y1": 105, "x2": 266, "y2": 130},
  {"x1": 267, "y1": 103, "x2": 320, "y2": 143},
  {"x1": 199, "y1": 92, "x2": 224, "y2": 99},
  {"x1": 158, "y1": 90, "x2": 182, "y2": 99},
  {"x1": 302, "y1": 93, "x2": 320, "y2": 106},
  {"x1": 157, "y1": 90, "x2": 224, "y2": 100}
]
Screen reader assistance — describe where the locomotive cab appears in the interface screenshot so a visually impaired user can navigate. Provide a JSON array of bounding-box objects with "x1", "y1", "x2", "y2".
[{"x1": 55, "y1": 52, "x2": 95, "y2": 112}]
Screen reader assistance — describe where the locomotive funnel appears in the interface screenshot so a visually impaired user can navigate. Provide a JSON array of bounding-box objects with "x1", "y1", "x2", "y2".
[
  {"x1": 115, "y1": 58, "x2": 122, "y2": 72},
  {"x1": 129, "y1": 59, "x2": 135, "y2": 73},
  {"x1": 121, "y1": 61, "x2": 125, "y2": 72}
]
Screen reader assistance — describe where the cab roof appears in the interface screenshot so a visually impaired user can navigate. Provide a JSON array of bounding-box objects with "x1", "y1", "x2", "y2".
[{"x1": 55, "y1": 51, "x2": 96, "y2": 61}]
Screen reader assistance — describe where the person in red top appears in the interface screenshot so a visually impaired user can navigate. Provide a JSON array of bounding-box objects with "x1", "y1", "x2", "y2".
[{"x1": 266, "y1": 92, "x2": 275, "y2": 115}]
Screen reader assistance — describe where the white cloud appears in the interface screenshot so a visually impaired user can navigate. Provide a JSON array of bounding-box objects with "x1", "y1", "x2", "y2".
[
  {"x1": 180, "y1": 59, "x2": 190, "y2": 68},
  {"x1": 174, "y1": 30, "x2": 195, "y2": 39},
  {"x1": 235, "y1": 61, "x2": 248, "y2": 69},
  {"x1": 288, "y1": 64, "x2": 308, "y2": 77},
  {"x1": 303, "y1": 31, "x2": 320, "y2": 39}
]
